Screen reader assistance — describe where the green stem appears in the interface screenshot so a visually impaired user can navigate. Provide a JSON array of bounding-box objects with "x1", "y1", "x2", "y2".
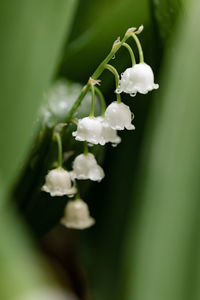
[
  {"x1": 65, "y1": 84, "x2": 90, "y2": 122},
  {"x1": 55, "y1": 132, "x2": 62, "y2": 167},
  {"x1": 91, "y1": 36, "x2": 127, "y2": 80},
  {"x1": 89, "y1": 84, "x2": 95, "y2": 117},
  {"x1": 105, "y1": 64, "x2": 121, "y2": 103},
  {"x1": 122, "y1": 42, "x2": 136, "y2": 66},
  {"x1": 83, "y1": 141, "x2": 88, "y2": 155},
  {"x1": 75, "y1": 190, "x2": 80, "y2": 200},
  {"x1": 94, "y1": 86, "x2": 106, "y2": 117},
  {"x1": 131, "y1": 32, "x2": 144, "y2": 63},
  {"x1": 64, "y1": 31, "x2": 132, "y2": 122}
]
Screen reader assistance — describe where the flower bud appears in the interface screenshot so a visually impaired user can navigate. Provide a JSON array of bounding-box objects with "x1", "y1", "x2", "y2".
[
  {"x1": 42, "y1": 167, "x2": 76, "y2": 197},
  {"x1": 61, "y1": 199, "x2": 95, "y2": 229},
  {"x1": 72, "y1": 153, "x2": 104, "y2": 182},
  {"x1": 116, "y1": 63, "x2": 159, "y2": 96},
  {"x1": 105, "y1": 101, "x2": 135, "y2": 130}
]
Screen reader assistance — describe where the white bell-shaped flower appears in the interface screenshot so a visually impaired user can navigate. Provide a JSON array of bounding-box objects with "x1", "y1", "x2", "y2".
[
  {"x1": 72, "y1": 116, "x2": 105, "y2": 145},
  {"x1": 105, "y1": 101, "x2": 135, "y2": 130},
  {"x1": 101, "y1": 120, "x2": 121, "y2": 145},
  {"x1": 72, "y1": 153, "x2": 104, "y2": 182},
  {"x1": 95, "y1": 116, "x2": 121, "y2": 145},
  {"x1": 116, "y1": 63, "x2": 159, "y2": 96},
  {"x1": 42, "y1": 167, "x2": 76, "y2": 197},
  {"x1": 61, "y1": 199, "x2": 95, "y2": 229}
]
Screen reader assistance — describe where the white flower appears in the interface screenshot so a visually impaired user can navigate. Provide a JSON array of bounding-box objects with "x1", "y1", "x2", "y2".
[
  {"x1": 42, "y1": 167, "x2": 76, "y2": 197},
  {"x1": 105, "y1": 101, "x2": 135, "y2": 130},
  {"x1": 72, "y1": 116, "x2": 105, "y2": 145},
  {"x1": 102, "y1": 120, "x2": 121, "y2": 145},
  {"x1": 61, "y1": 199, "x2": 95, "y2": 229},
  {"x1": 72, "y1": 153, "x2": 104, "y2": 182},
  {"x1": 116, "y1": 63, "x2": 159, "y2": 96},
  {"x1": 95, "y1": 116, "x2": 121, "y2": 145}
]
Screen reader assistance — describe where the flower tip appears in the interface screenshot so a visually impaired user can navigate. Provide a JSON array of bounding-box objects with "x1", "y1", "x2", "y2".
[
  {"x1": 137, "y1": 25, "x2": 144, "y2": 34},
  {"x1": 125, "y1": 27, "x2": 137, "y2": 37},
  {"x1": 112, "y1": 37, "x2": 121, "y2": 50}
]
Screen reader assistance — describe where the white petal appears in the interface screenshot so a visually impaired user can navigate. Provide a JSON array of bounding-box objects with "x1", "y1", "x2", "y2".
[
  {"x1": 105, "y1": 101, "x2": 135, "y2": 131},
  {"x1": 72, "y1": 153, "x2": 104, "y2": 182},
  {"x1": 117, "y1": 63, "x2": 159, "y2": 95},
  {"x1": 42, "y1": 168, "x2": 76, "y2": 197},
  {"x1": 61, "y1": 199, "x2": 95, "y2": 230},
  {"x1": 72, "y1": 117, "x2": 106, "y2": 145}
]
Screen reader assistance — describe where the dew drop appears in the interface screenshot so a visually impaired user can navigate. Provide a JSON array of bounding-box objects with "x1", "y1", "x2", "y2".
[
  {"x1": 130, "y1": 93, "x2": 136, "y2": 97},
  {"x1": 131, "y1": 112, "x2": 135, "y2": 120},
  {"x1": 88, "y1": 143, "x2": 94, "y2": 147},
  {"x1": 112, "y1": 143, "x2": 117, "y2": 147},
  {"x1": 121, "y1": 72, "x2": 124, "y2": 76},
  {"x1": 68, "y1": 194, "x2": 75, "y2": 198},
  {"x1": 112, "y1": 55, "x2": 115, "y2": 59},
  {"x1": 116, "y1": 89, "x2": 121, "y2": 94}
]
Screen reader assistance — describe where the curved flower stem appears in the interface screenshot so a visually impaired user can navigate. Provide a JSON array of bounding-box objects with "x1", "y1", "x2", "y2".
[
  {"x1": 64, "y1": 28, "x2": 136, "y2": 122},
  {"x1": 122, "y1": 42, "x2": 136, "y2": 66},
  {"x1": 89, "y1": 83, "x2": 96, "y2": 117},
  {"x1": 55, "y1": 132, "x2": 63, "y2": 167},
  {"x1": 91, "y1": 36, "x2": 127, "y2": 80},
  {"x1": 75, "y1": 189, "x2": 80, "y2": 200},
  {"x1": 105, "y1": 64, "x2": 121, "y2": 103},
  {"x1": 83, "y1": 141, "x2": 88, "y2": 155},
  {"x1": 94, "y1": 86, "x2": 106, "y2": 117},
  {"x1": 131, "y1": 32, "x2": 144, "y2": 63}
]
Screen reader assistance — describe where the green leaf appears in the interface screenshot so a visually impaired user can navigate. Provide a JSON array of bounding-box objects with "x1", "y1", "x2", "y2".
[
  {"x1": 120, "y1": 0, "x2": 200, "y2": 299},
  {"x1": 0, "y1": 1, "x2": 79, "y2": 299},
  {"x1": 0, "y1": 0, "x2": 78, "y2": 197},
  {"x1": 152, "y1": 0, "x2": 190, "y2": 46}
]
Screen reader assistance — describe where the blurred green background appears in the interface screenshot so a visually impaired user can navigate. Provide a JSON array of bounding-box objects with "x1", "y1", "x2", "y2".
[{"x1": 1, "y1": 0, "x2": 200, "y2": 299}]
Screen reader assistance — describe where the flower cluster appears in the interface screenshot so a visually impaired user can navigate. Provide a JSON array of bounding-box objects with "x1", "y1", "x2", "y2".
[{"x1": 41, "y1": 25, "x2": 159, "y2": 230}]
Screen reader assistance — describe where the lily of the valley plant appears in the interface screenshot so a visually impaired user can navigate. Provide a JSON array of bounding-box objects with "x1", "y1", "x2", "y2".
[{"x1": 42, "y1": 25, "x2": 159, "y2": 230}]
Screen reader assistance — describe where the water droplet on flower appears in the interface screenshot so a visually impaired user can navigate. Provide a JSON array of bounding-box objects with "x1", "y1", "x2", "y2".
[
  {"x1": 116, "y1": 88, "x2": 121, "y2": 94},
  {"x1": 121, "y1": 72, "x2": 124, "y2": 76},
  {"x1": 112, "y1": 143, "x2": 118, "y2": 147},
  {"x1": 131, "y1": 112, "x2": 135, "y2": 120},
  {"x1": 68, "y1": 194, "x2": 75, "y2": 198},
  {"x1": 130, "y1": 93, "x2": 136, "y2": 97},
  {"x1": 112, "y1": 55, "x2": 115, "y2": 59}
]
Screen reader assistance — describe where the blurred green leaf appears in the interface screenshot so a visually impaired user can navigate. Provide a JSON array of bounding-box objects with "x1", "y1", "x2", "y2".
[
  {"x1": 120, "y1": 0, "x2": 200, "y2": 299},
  {"x1": 152, "y1": 0, "x2": 191, "y2": 47},
  {"x1": 0, "y1": 1, "x2": 79, "y2": 299},
  {"x1": 0, "y1": 0, "x2": 78, "y2": 197},
  {"x1": 0, "y1": 210, "x2": 49, "y2": 300}
]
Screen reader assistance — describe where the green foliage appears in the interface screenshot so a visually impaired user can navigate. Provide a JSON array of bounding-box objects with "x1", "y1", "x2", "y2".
[
  {"x1": 0, "y1": 1, "x2": 78, "y2": 299},
  {"x1": 120, "y1": 0, "x2": 200, "y2": 300},
  {"x1": 0, "y1": 0, "x2": 78, "y2": 196}
]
